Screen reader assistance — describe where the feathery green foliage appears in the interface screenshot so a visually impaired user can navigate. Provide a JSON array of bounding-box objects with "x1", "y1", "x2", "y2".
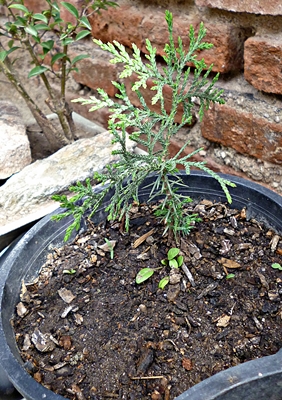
[{"x1": 53, "y1": 10, "x2": 235, "y2": 241}]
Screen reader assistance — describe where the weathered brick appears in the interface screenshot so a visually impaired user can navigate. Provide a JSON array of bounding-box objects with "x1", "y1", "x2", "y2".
[
  {"x1": 23, "y1": 0, "x2": 47, "y2": 13},
  {"x1": 23, "y1": 0, "x2": 84, "y2": 23},
  {"x1": 124, "y1": 75, "x2": 187, "y2": 125},
  {"x1": 201, "y1": 103, "x2": 282, "y2": 165},
  {"x1": 195, "y1": 0, "x2": 282, "y2": 16},
  {"x1": 244, "y1": 35, "x2": 282, "y2": 95},
  {"x1": 70, "y1": 44, "x2": 119, "y2": 97},
  {"x1": 89, "y1": 3, "x2": 245, "y2": 73}
]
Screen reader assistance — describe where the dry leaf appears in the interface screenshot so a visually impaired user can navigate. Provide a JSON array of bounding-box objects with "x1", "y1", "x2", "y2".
[
  {"x1": 216, "y1": 315, "x2": 231, "y2": 327},
  {"x1": 59, "y1": 335, "x2": 72, "y2": 350},
  {"x1": 182, "y1": 357, "x2": 193, "y2": 371},
  {"x1": 58, "y1": 287, "x2": 75, "y2": 303},
  {"x1": 219, "y1": 257, "x2": 241, "y2": 269},
  {"x1": 133, "y1": 229, "x2": 155, "y2": 248},
  {"x1": 16, "y1": 302, "x2": 28, "y2": 317},
  {"x1": 31, "y1": 328, "x2": 56, "y2": 352},
  {"x1": 20, "y1": 280, "x2": 30, "y2": 303}
]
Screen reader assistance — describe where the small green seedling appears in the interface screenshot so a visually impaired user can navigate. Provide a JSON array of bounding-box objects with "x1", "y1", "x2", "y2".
[
  {"x1": 63, "y1": 268, "x2": 76, "y2": 275},
  {"x1": 226, "y1": 273, "x2": 235, "y2": 279},
  {"x1": 136, "y1": 248, "x2": 183, "y2": 289},
  {"x1": 136, "y1": 267, "x2": 156, "y2": 284},
  {"x1": 158, "y1": 276, "x2": 170, "y2": 289},
  {"x1": 104, "y1": 238, "x2": 115, "y2": 259},
  {"x1": 271, "y1": 263, "x2": 282, "y2": 271},
  {"x1": 161, "y1": 247, "x2": 184, "y2": 268}
]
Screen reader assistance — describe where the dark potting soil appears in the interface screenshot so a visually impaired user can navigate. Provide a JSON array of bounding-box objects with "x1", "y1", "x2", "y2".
[{"x1": 13, "y1": 200, "x2": 282, "y2": 400}]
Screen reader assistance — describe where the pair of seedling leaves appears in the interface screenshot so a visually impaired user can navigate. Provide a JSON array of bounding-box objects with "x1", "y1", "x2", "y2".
[{"x1": 136, "y1": 247, "x2": 184, "y2": 289}]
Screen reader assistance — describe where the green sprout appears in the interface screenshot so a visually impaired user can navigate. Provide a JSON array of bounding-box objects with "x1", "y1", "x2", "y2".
[
  {"x1": 104, "y1": 238, "x2": 115, "y2": 260},
  {"x1": 271, "y1": 263, "x2": 282, "y2": 271},
  {"x1": 161, "y1": 247, "x2": 184, "y2": 268},
  {"x1": 63, "y1": 268, "x2": 76, "y2": 275},
  {"x1": 136, "y1": 247, "x2": 183, "y2": 289}
]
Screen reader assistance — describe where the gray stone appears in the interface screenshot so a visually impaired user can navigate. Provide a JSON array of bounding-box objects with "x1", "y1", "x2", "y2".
[
  {"x1": 0, "y1": 101, "x2": 32, "y2": 179},
  {"x1": 0, "y1": 130, "x2": 136, "y2": 247}
]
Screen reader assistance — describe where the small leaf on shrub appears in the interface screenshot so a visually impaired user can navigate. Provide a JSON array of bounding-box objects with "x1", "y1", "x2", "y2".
[
  {"x1": 28, "y1": 66, "x2": 48, "y2": 78},
  {"x1": 167, "y1": 248, "x2": 180, "y2": 260},
  {"x1": 169, "y1": 259, "x2": 179, "y2": 268},
  {"x1": 34, "y1": 24, "x2": 51, "y2": 31},
  {"x1": 62, "y1": 38, "x2": 74, "y2": 46},
  {"x1": 9, "y1": 4, "x2": 29, "y2": 13},
  {"x1": 25, "y1": 26, "x2": 38, "y2": 37},
  {"x1": 51, "y1": 53, "x2": 66, "y2": 66},
  {"x1": 0, "y1": 51, "x2": 7, "y2": 62},
  {"x1": 75, "y1": 30, "x2": 91, "y2": 41},
  {"x1": 159, "y1": 276, "x2": 169, "y2": 289},
  {"x1": 41, "y1": 40, "x2": 54, "y2": 50},
  {"x1": 32, "y1": 13, "x2": 48, "y2": 23},
  {"x1": 61, "y1": 2, "x2": 79, "y2": 19},
  {"x1": 71, "y1": 54, "x2": 89, "y2": 65},
  {"x1": 136, "y1": 268, "x2": 154, "y2": 284},
  {"x1": 0, "y1": 47, "x2": 19, "y2": 60},
  {"x1": 272, "y1": 263, "x2": 282, "y2": 271},
  {"x1": 79, "y1": 16, "x2": 91, "y2": 30}
]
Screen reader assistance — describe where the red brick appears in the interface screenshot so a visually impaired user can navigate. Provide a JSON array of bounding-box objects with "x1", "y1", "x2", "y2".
[
  {"x1": 244, "y1": 35, "x2": 282, "y2": 95},
  {"x1": 201, "y1": 103, "x2": 282, "y2": 164},
  {"x1": 124, "y1": 75, "x2": 183, "y2": 124},
  {"x1": 23, "y1": 0, "x2": 47, "y2": 13},
  {"x1": 70, "y1": 44, "x2": 119, "y2": 97},
  {"x1": 89, "y1": 3, "x2": 245, "y2": 73},
  {"x1": 195, "y1": 0, "x2": 282, "y2": 15},
  {"x1": 23, "y1": 0, "x2": 85, "y2": 24}
]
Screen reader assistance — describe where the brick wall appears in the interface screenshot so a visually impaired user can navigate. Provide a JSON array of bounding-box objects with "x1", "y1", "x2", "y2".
[{"x1": 7, "y1": 0, "x2": 282, "y2": 191}]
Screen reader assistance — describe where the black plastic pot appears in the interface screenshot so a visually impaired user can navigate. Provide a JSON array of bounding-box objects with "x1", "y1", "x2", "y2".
[{"x1": 1, "y1": 171, "x2": 282, "y2": 400}]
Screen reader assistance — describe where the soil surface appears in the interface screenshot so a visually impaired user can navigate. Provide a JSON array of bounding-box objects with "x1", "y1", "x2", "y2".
[{"x1": 13, "y1": 200, "x2": 282, "y2": 399}]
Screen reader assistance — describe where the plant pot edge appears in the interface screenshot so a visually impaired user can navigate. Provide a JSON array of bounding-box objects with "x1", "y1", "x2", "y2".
[{"x1": 1, "y1": 171, "x2": 282, "y2": 400}]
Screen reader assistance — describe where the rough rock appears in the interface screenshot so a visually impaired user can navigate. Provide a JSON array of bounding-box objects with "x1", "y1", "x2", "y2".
[
  {"x1": 0, "y1": 101, "x2": 32, "y2": 179},
  {"x1": 195, "y1": 0, "x2": 282, "y2": 15},
  {"x1": 0, "y1": 131, "x2": 135, "y2": 248}
]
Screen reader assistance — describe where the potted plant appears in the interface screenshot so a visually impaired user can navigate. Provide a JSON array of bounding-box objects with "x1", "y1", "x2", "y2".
[
  {"x1": 0, "y1": 0, "x2": 117, "y2": 152},
  {"x1": 1, "y1": 10, "x2": 282, "y2": 400}
]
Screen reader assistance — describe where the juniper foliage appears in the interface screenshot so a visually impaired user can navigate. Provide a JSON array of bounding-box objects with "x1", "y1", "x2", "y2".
[{"x1": 52, "y1": 10, "x2": 235, "y2": 241}]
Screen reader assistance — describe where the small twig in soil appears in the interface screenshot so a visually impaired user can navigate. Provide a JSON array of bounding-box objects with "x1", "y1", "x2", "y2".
[
  {"x1": 196, "y1": 281, "x2": 219, "y2": 299},
  {"x1": 131, "y1": 375, "x2": 165, "y2": 380},
  {"x1": 181, "y1": 262, "x2": 196, "y2": 287},
  {"x1": 229, "y1": 301, "x2": 236, "y2": 315},
  {"x1": 184, "y1": 316, "x2": 192, "y2": 336},
  {"x1": 133, "y1": 229, "x2": 155, "y2": 248}
]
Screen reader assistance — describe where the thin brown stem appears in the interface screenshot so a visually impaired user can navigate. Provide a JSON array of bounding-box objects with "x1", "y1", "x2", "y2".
[{"x1": 0, "y1": 55, "x2": 70, "y2": 151}]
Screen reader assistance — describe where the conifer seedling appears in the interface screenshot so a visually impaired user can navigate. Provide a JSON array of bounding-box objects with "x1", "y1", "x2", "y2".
[{"x1": 52, "y1": 10, "x2": 235, "y2": 242}]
